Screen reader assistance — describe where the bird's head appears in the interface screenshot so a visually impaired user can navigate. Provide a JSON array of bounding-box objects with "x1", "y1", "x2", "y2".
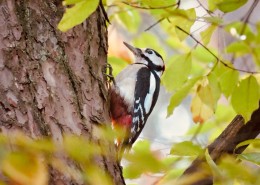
[{"x1": 123, "y1": 42, "x2": 165, "y2": 77}]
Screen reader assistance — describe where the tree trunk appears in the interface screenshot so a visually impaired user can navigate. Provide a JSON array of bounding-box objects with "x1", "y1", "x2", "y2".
[{"x1": 0, "y1": 0, "x2": 124, "y2": 184}]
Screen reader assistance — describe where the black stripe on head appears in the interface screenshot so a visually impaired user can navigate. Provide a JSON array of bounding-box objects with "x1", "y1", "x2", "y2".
[
  {"x1": 140, "y1": 53, "x2": 165, "y2": 72},
  {"x1": 145, "y1": 48, "x2": 163, "y2": 60}
]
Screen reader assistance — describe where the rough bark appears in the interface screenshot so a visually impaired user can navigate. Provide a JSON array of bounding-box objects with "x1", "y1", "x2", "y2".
[
  {"x1": 0, "y1": 0, "x2": 124, "y2": 184},
  {"x1": 179, "y1": 102, "x2": 260, "y2": 185}
]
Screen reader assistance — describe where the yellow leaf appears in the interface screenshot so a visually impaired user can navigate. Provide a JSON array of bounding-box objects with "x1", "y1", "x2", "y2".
[
  {"x1": 2, "y1": 152, "x2": 48, "y2": 185},
  {"x1": 191, "y1": 84, "x2": 215, "y2": 123}
]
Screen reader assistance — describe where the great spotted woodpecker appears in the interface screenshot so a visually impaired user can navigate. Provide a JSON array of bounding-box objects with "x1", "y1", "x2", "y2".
[{"x1": 110, "y1": 42, "x2": 165, "y2": 155}]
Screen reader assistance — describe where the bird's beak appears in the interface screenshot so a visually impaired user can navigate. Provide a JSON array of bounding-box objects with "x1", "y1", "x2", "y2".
[{"x1": 123, "y1": 42, "x2": 141, "y2": 57}]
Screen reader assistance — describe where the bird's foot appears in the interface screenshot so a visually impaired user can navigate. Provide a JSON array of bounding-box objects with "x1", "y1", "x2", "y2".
[{"x1": 103, "y1": 63, "x2": 115, "y2": 84}]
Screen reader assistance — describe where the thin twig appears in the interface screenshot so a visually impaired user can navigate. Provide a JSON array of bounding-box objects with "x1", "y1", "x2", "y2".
[
  {"x1": 145, "y1": 17, "x2": 210, "y2": 32},
  {"x1": 176, "y1": 26, "x2": 258, "y2": 74},
  {"x1": 230, "y1": 0, "x2": 259, "y2": 64},
  {"x1": 144, "y1": 18, "x2": 165, "y2": 31},
  {"x1": 145, "y1": 13, "x2": 217, "y2": 33},
  {"x1": 196, "y1": 0, "x2": 214, "y2": 16},
  {"x1": 190, "y1": 23, "x2": 208, "y2": 35},
  {"x1": 240, "y1": 0, "x2": 260, "y2": 35}
]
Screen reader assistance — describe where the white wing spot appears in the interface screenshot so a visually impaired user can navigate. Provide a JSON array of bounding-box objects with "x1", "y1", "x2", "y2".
[
  {"x1": 133, "y1": 104, "x2": 145, "y2": 122},
  {"x1": 135, "y1": 97, "x2": 141, "y2": 103},
  {"x1": 132, "y1": 116, "x2": 139, "y2": 123}
]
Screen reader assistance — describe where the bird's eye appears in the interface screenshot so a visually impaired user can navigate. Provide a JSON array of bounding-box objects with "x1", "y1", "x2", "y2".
[{"x1": 146, "y1": 49, "x2": 153, "y2": 54}]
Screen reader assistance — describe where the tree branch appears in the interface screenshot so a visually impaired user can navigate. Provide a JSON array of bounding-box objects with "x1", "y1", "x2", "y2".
[{"x1": 179, "y1": 102, "x2": 260, "y2": 185}]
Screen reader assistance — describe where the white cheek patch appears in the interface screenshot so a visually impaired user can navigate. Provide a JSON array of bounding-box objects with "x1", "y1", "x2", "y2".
[
  {"x1": 144, "y1": 52, "x2": 164, "y2": 67},
  {"x1": 144, "y1": 73, "x2": 156, "y2": 114},
  {"x1": 140, "y1": 58, "x2": 148, "y2": 65}
]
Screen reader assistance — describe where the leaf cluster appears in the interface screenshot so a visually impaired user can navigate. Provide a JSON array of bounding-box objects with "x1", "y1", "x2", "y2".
[{"x1": 0, "y1": 129, "x2": 117, "y2": 185}]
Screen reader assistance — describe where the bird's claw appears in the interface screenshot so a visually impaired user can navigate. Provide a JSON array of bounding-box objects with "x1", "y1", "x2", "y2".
[{"x1": 103, "y1": 63, "x2": 115, "y2": 84}]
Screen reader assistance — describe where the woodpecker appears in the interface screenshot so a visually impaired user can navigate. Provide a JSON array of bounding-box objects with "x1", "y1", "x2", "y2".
[{"x1": 110, "y1": 42, "x2": 165, "y2": 155}]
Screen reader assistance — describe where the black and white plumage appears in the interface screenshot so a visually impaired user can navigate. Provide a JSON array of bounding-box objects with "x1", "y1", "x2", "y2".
[{"x1": 110, "y1": 42, "x2": 165, "y2": 153}]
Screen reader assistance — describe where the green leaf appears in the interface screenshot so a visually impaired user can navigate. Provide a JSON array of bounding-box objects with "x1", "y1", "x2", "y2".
[
  {"x1": 124, "y1": 140, "x2": 165, "y2": 179},
  {"x1": 84, "y1": 165, "x2": 113, "y2": 185},
  {"x1": 192, "y1": 46, "x2": 216, "y2": 63},
  {"x1": 236, "y1": 139, "x2": 260, "y2": 149},
  {"x1": 170, "y1": 9, "x2": 196, "y2": 41},
  {"x1": 205, "y1": 149, "x2": 223, "y2": 177},
  {"x1": 167, "y1": 76, "x2": 201, "y2": 117},
  {"x1": 161, "y1": 156, "x2": 179, "y2": 168},
  {"x1": 108, "y1": 57, "x2": 128, "y2": 77},
  {"x1": 64, "y1": 135, "x2": 100, "y2": 162},
  {"x1": 218, "y1": 155, "x2": 255, "y2": 182},
  {"x1": 219, "y1": 69, "x2": 239, "y2": 97},
  {"x1": 162, "y1": 53, "x2": 192, "y2": 92},
  {"x1": 231, "y1": 75, "x2": 260, "y2": 122},
  {"x1": 6, "y1": 133, "x2": 54, "y2": 154},
  {"x1": 200, "y1": 25, "x2": 217, "y2": 45},
  {"x1": 165, "y1": 34, "x2": 190, "y2": 53},
  {"x1": 216, "y1": 0, "x2": 247, "y2": 13},
  {"x1": 215, "y1": 104, "x2": 236, "y2": 123},
  {"x1": 116, "y1": 9, "x2": 141, "y2": 33},
  {"x1": 170, "y1": 141, "x2": 204, "y2": 156},
  {"x1": 238, "y1": 153, "x2": 260, "y2": 165},
  {"x1": 256, "y1": 21, "x2": 260, "y2": 43},
  {"x1": 29, "y1": 139, "x2": 55, "y2": 153},
  {"x1": 202, "y1": 16, "x2": 223, "y2": 25},
  {"x1": 131, "y1": 139, "x2": 150, "y2": 153},
  {"x1": 141, "y1": 0, "x2": 175, "y2": 7},
  {"x1": 226, "y1": 42, "x2": 250, "y2": 56},
  {"x1": 252, "y1": 48, "x2": 260, "y2": 65},
  {"x1": 123, "y1": 165, "x2": 142, "y2": 179},
  {"x1": 208, "y1": 0, "x2": 222, "y2": 12},
  {"x1": 58, "y1": 0, "x2": 99, "y2": 32},
  {"x1": 158, "y1": 168, "x2": 185, "y2": 184},
  {"x1": 187, "y1": 121, "x2": 214, "y2": 135},
  {"x1": 207, "y1": 72, "x2": 221, "y2": 107},
  {"x1": 63, "y1": 0, "x2": 85, "y2": 5}
]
